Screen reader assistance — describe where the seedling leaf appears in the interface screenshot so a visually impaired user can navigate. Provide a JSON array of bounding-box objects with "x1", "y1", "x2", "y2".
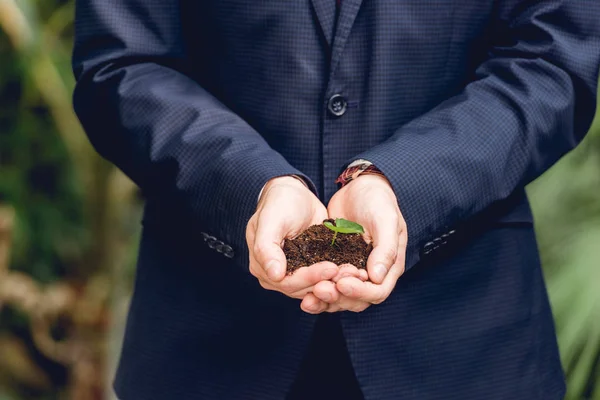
[
  {"x1": 323, "y1": 220, "x2": 335, "y2": 228},
  {"x1": 323, "y1": 218, "x2": 365, "y2": 246},
  {"x1": 334, "y1": 218, "x2": 365, "y2": 234}
]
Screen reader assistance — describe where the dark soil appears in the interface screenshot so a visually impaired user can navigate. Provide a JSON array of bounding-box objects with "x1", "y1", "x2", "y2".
[{"x1": 283, "y1": 219, "x2": 373, "y2": 275}]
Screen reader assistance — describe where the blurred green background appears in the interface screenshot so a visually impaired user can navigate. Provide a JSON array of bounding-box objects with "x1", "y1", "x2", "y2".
[{"x1": 0, "y1": 1, "x2": 599, "y2": 399}]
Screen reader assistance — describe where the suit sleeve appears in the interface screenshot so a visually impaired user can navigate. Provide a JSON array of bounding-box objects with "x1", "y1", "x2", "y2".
[
  {"x1": 354, "y1": 1, "x2": 600, "y2": 270},
  {"x1": 72, "y1": 0, "x2": 316, "y2": 267}
]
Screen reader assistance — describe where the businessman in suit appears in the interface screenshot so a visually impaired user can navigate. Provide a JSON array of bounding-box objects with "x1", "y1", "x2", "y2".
[{"x1": 72, "y1": 0, "x2": 600, "y2": 398}]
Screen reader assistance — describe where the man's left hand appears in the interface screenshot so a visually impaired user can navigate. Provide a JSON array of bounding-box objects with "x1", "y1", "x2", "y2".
[{"x1": 301, "y1": 174, "x2": 408, "y2": 313}]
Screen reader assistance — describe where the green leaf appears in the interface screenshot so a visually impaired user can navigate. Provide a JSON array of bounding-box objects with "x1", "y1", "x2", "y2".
[
  {"x1": 335, "y1": 218, "x2": 365, "y2": 233},
  {"x1": 323, "y1": 218, "x2": 365, "y2": 234},
  {"x1": 323, "y1": 220, "x2": 336, "y2": 231}
]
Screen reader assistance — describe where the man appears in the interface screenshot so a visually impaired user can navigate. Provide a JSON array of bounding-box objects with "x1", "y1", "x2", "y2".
[{"x1": 72, "y1": 0, "x2": 600, "y2": 398}]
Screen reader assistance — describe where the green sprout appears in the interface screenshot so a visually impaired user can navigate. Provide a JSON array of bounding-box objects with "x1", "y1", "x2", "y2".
[{"x1": 323, "y1": 218, "x2": 365, "y2": 246}]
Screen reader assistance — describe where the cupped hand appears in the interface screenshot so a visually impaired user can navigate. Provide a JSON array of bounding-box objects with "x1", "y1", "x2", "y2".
[
  {"x1": 304, "y1": 174, "x2": 407, "y2": 313},
  {"x1": 246, "y1": 176, "x2": 361, "y2": 299}
]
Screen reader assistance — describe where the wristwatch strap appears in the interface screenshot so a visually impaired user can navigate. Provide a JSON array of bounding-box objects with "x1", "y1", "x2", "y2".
[{"x1": 335, "y1": 159, "x2": 385, "y2": 188}]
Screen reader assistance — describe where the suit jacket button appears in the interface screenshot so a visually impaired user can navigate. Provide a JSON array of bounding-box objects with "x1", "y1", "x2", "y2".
[
  {"x1": 222, "y1": 245, "x2": 235, "y2": 258},
  {"x1": 421, "y1": 241, "x2": 435, "y2": 257},
  {"x1": 327, "y1": 94, "x2": 347, "y2": 117},
  {"x1": 208, "y1": 239, "x2": 223, "y2": 250}
]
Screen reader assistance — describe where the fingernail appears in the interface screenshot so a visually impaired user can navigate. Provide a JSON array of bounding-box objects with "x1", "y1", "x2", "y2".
[
  {"x1": 373, "y1": 263, "x2": 387, "y2": 282},
  {"x1": 321, "y1": 293, "x2": 332, "y2": 302},
  {"x1": 321, "y1": 268, "x2": 338, "y2": 280},
  {"x1": 339, "y1": 283, "x2": 353, "y2": 296},
  {"x1": 266, "y1": 260, "x2": 281, "y2": 280}
]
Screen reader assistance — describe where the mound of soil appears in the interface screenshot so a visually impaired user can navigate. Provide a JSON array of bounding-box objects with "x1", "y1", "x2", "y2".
[{"x1": 283, "y1": 219, "x2": 373, "y2": 275}]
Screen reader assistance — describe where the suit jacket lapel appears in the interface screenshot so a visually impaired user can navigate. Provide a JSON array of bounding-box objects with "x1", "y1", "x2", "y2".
[
  {"x1": 329, "y1": 0, "x2": 364, "y2": 79},
  {"x1": 310, "y1": 0, "x2": 337, "y2": 47}
]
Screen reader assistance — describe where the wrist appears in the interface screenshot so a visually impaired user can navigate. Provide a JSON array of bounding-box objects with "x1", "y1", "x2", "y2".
[
  {"x1": 267, "y1": 175, "x2": 308, "y2": 189},
  {"x1": 354, "y1": 171, "x2": 391, "y2": 186},
  {"x1": 258, "y1": 175, "x2": 308, "y2": 204}
]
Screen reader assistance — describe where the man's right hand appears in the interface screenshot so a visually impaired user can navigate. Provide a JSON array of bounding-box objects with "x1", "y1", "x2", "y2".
[{"x1": 246, "y1": 176, "x2": 339, "y2": 299}]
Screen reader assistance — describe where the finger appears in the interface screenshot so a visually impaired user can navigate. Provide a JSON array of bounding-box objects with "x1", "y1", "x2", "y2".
[
  {"x1": 313, "y1": 281, "x2": 370, "y2": 312},
  {"x1": 257, "y1": 279, "x2": 314, "y2": 299},
  {"x1": 249, "y1": 250, "x2": 290, "y2": 293},
  {"x1": 331, "y1": 264, "x2": 363, "y2": 283},
  {"x1": 334, "y1": 296, "x2": 371, "y2": 313},
  {"x1": 251, "y1": 246, "x2": 338, "y2": 298},
  {"x1": 313, "y1": 280, "x2": 340, "y2": 303},
  {"x1": 246, "y1": 218, "x2": 258, "y2": 276},
  {"x1": 386, "y1": 238, "x2": 407, "y2": 287},
  {"x1": 277, "y1": 262, "x2": 338, "y2": 294},
  {"x1": 336, "y1": 277, "x2": 387, "y2": 305},
  {"x1": 323, "y1": 304, "x2": 342, "y2": 313},
  {"x1": 245, "y1": 216, "x2": 257, "y2": 248},
  {"x1": 321, "y1": 286, "x2": 370, "y2": 313},
  {"x1": 302, "y1": 294, "x2": 369, "y2": 314},
  {"x1": 248, "y1": 244, "x2": 262, "y2": 279},
  {"x1": 337, "y1": 238, "x2": 405, "y2": 305},
  {"x1": 257, "y1": 276, "x2": 321, "y2": 300},
  {"x1": 359, "y1": 268, "x2": 369, "y2": 281},
  {"x1": 253, "y1": 210, "x2": 289, "y2": 282},
  {"x1": 301, "y1": 293, "x2": 329, "y2": 314},
  {"x1": 367, "y1": 213, "x2": 400, "y2": 284}
]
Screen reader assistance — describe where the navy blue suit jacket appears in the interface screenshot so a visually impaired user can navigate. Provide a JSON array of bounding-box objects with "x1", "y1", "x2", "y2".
[{"x1": 72, "y1": 0, "x2": 600, "y2": 398}]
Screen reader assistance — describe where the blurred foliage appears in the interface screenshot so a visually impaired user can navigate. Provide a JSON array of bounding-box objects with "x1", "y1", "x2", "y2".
[
  {"x1": 0, "y1": 0, "x2": 598, "y2": 399},
  {"x1": 0, "y1": 0, "x2": 140, "y2": 399},
  {"x1": 528, "y1": 103, "x2": 600, "y2": 400},
  {"x1": 0, "y1": 0, "x2": 82, "y2": 285}
]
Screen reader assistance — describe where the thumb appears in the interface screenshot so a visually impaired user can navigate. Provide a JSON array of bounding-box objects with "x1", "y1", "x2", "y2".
[
  {"x1": 367, "y1": 217, "x2": 399, "y2": 284},
  {"x1": 254, "y1": 212, "x2": 288, "y2": 282}
]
